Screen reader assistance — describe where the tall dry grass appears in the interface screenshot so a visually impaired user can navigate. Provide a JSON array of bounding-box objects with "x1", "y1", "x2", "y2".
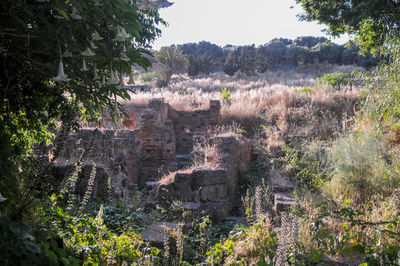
[{"x1": 122, "y1": 76, "x2": 360, "y2": 139}]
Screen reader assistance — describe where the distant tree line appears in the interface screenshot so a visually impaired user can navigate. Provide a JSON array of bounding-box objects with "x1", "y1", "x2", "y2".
[{"x1": 171, "y1": 36, "x2": 379, "y2": 77}]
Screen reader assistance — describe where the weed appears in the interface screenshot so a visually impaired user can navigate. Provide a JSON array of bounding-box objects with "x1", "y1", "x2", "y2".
[
  {"x1": 220, "y1": 87, "x2": 232, "y2": 106},
  {"x1": 325, "y1": 133, "x2": 400, "y2": 203}
]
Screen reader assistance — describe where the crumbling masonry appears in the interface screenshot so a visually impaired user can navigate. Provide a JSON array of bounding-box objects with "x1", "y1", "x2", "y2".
[{"x1": 53, "y1": 98, "x2": 251, "y2": 218}]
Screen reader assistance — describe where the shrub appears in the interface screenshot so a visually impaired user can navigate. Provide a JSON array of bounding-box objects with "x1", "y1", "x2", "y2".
[
  {"x1": 138, "y1": 71, "x2": 161, "y2": 83},
  {"x1": 324, "y1": 133, "x2": 400, "y2": 203},
  {"x1": 282, "y1": 141, "x2": 331, "y2": 192},
  {"x1": 206, "y1": 220, "x2": 277, "y2": 265},
  {"x1": 317, "y1": 72, "x2": 353, "y2": 90},
  {"x1": 295, "y1": 86, "x2": 313, "y2": 94},
  {"x1": 220, "y1": 88, "x2": 232, "y2": 106},
  {"x1": 360, "y1": 43, "x2": 400, "y2": 129}
]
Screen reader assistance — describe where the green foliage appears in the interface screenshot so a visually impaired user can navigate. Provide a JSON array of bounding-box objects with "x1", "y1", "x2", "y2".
[
  {"x1": 179, "y1": 41, "x2": 224, "y2": 77},
  {"x1": 317, "y1": 72, "x2": 353, "y2": 90},
  {"x1": 175, "y1": 37, "x2": 377, "y2": 77},
  {"x1": 0, "y1": 0, "x2": 166, "y2": 207},
  {"x1": 282, "y1": 142, "x2": 331, "y2": 192},
  {"x1": 139, "y1": 71, "x2": 161, "y2": 83},
  {"x1": 0, "y1": 215, "x2": 79, "y2": 265},
  {"x1": 242, "y1": 188, "x2": 254, "y2": 222},
  {"x1": 361, "y1": 43, "x2": 400, "y2": 129},
  {"x1": 220, "y1": 87, "x2": 232, "y2": 106},
  {"x1": 295, "y1": 0, "x2": 400, "y2": 54},
  {"x1": 0, "y1": 1, "x2": 170, "y2": 264},
  {"x1": 49, "y1": 199, "x2": 162, "y2": 265},
  {"x1": 206, "y1": 221, "x2": 278, "y2": 265},
  {"x1": 325, "y1": 133, "x2": 400, "y2": 203},
  {"x1": 295, "y1": 86, "x2": 313, "y2": 94},
  {"x1": 155, "y1": 45, "x2": 188, "y2": 86},
  {"x1": 313, "y1": 201, "x2": 400, "y2": 263}
]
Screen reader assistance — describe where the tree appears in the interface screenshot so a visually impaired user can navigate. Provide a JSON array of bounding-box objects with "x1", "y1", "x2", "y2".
[
  {"x1": 0, "y1": 0, "x2": 171, "y2": 229},
  {"x1": 265, "y1": 39, "x2": 290, "y2": 70},
  {"x1": 311, "y1": 41, "x2": 343, "y2": 64},
  {"x1": 293, "y1": 36, "x2": 328, "y2": 48},
  {"x1": 239, "y1": 45, "x2": 257, "y2": 76},
  {"x1": 223, "y1": 46, "x2": 241, "y2": 76},
  {"x1": 155, "y1": 45, "x2": 188, "y2": 86},
  {"x1": 295, "y1": 0, "x2": 400, "y2": 54},
  {"x1": 0, "y1": 0, "x2": 171, "y2": 263},
  {"x1": 255, "y1": 44, "x2": 269, "y2": 73},
  {"x1": 180, "y1": 41, "x2": 224, "y2": 76}
]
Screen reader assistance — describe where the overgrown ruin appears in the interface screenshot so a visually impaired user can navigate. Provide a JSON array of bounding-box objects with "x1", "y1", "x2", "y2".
[{"x1": 53, "y1": 98, "x2": 252, "y2": 219}]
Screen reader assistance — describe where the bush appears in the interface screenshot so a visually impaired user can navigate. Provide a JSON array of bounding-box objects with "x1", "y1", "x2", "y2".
[
  {"x1": 139, "y1": 71, "x2": 161, "y2": 83},
  {"x1": 206, "y1": 220, "x2": 277, "y2": 265},
  {"x1": 295, "y1": 86, "x2": 313, "y2": 94},
  {"x1": 317, "y1": 72, "x2": 353, "y2": 90},
  {"x1": 282, "y1": 141, "x2": 331, "y2": 192},
  {"x1": 220, "y1": 88, "x2": 232, "y2": 106},
  {"x1": 324, "y1": 133, "x2": 400, "y2": 203},
  {"x1": 361, "y1": 43, "x2": 400, "y2": 129}
]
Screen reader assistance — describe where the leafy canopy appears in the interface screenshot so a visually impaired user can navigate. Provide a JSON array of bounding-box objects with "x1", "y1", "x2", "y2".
[
  {"x1": 0, "y1": 0, "x2": 171, "y2": 211},
  {"x1": 295, "y1": 0, "x2": 400, "y2": 54},
  {"x1": 0, "y1": 0, "x2": 167, "y2": 160}
]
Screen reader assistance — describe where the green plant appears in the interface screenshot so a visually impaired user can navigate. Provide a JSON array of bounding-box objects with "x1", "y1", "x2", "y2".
[
  {"x1": 360, "y1": 43, "x2": 400, "y2": 130},
  {"x1": 242, "y1": 188, "x2": 254, "y2": 223},
  {"x1": 206, "y1": 220, "x2": 278, "y2": 265},
  {"x1": 139, "y1": 71, "x2": 161, "y2": 83},
  {"x1": 325, "y1": 133, "x2": 400, "y2": 203},
  {"x1": 282, "y1": 142, "x2": 331, "y2": 192},
  {"x1": 155, "y1": 46, "x2": 188, "y2": 87},
  {"x1": 48, "y1": 197, "x2": 162, "y2": 265},
  {"x1": 220, "y1": 88, "x2": 232, "y2": 106},
  {"x1": 295, "y1": 86, "x2": 313, "y2": 94},
  {"x1": 312, "y1": 200, "x2": 400, "y2": 263},
  {"x1": 317, "y1": 72, "x2": 353, "y2": 90}
]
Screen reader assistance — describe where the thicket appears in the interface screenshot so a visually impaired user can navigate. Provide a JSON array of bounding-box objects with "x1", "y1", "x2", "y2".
[
  {"x1": 172, "y1": 37, "x2": 379, "y2": 77},
  {"x1": 0, "y1": 0, "x2": 170, "y2": 264}
]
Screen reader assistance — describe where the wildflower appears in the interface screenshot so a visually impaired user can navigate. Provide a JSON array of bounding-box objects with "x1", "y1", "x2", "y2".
[
  {"x1": 80, "y1": 162, "x2": 97, "y2": 211},
  {"x1": 255, "y1": 186, "x2": 262, "y2": 220}
]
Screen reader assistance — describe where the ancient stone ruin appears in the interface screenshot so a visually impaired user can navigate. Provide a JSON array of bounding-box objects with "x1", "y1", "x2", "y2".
[{"x1": 53, "y1": 98, "x2": 252, "y2": 219}]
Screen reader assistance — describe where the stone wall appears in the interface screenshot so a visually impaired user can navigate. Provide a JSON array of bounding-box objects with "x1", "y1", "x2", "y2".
[
  {"x1": 138, "y1": 99, "x2": 177, "y2": 184},
  {"x1": 150, "y1": 135, "x2": 252, "y2": 220},
  {"x1": 53, "y1": 129, "x2": 141, "y2": 199},
  {"x1": 54, "y1": 98, "x2": 222, "y2": 199},
  {"x1": 168, "y1": 100, "x2": 221, "y2": 154}
]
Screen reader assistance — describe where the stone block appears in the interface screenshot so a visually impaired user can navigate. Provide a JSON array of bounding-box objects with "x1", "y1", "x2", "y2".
[
  {"x1": 270, "y1": 169, "x2": 293, "y2": 192},
  {"x1": 200, "y1": 186, "x2": 218, "y2": 202},
  {"x1": 189, "y1": 168, "x2": 227, "y2": 187},
  {"x1": 273, "y1": 192, "x2": 297, "y2": 212}
]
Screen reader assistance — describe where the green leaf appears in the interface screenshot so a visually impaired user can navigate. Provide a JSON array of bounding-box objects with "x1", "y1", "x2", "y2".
[
  {"x1": 54, "y1": 8, "x2": 70, "y2": 21},
  {"x1": 256, "y1": 258, "x2": 269, "y2": 266}
]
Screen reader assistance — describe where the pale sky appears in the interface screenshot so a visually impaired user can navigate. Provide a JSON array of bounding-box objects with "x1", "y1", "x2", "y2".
[{"x1": 152, "y1": 0, "x2": 350, "y2": 49}]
